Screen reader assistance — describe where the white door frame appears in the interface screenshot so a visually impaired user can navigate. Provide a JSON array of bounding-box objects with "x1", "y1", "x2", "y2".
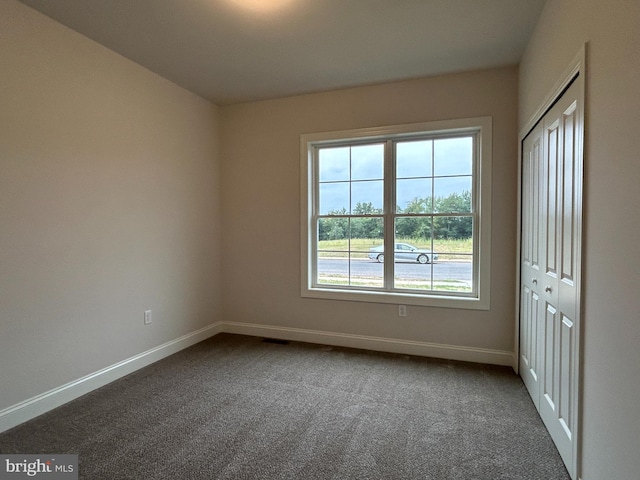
[{"x1": 515, "y1": 44, "x2": 586, "y2": 479}]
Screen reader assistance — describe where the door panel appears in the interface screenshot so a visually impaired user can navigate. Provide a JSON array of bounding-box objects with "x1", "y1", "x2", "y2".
[
  {"x1": 545, "y1": 121, "x2": 559, "y2": 279},
  {"x1": 561, "y1": 102, "x2": 578, "y2": 286},
  {"x1": 520, "y1": 284, "x2": 541, "y2": 395},
  {"x1": 520, "y1": 124, "x2": 543, "y2": 400},
  {"x1": 520, "y1": 286, "x2": 531, "y2": 368},
  {"x1": 559, "y1": 313, "x2": 574, "y2": 439},
  {"x1": 531, "y1": 135, "x2": 542, "y2": 271},
  {"x1": 543, "y1": 302, "x2": 557, "y2": 412}
]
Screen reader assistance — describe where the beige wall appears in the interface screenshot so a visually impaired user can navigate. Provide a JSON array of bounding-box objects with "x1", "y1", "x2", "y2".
[
  {"x1": 519, "y1": 1, "x2": 640, "y2": 478},
  {"x1": 0, "y1": 1, "x2": 222, "y2": 410},
  {"x1": 220, "y1": 67, "x2": 518, "y2": 353}
]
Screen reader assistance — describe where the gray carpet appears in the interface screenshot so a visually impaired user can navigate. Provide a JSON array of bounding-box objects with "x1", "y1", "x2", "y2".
[{"x1": 0, "y1": 333, "x2": 570, "y2": 479}]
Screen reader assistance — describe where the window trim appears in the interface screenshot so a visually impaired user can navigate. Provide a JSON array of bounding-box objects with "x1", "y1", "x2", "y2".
[{"x1": 300, "y1": 117, "x2": 491, "y2": 310}]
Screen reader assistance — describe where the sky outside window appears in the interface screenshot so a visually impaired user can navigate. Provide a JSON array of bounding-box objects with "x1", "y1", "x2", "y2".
[{"x1": 319, "y1": 137, "x2": 473, "y2": 214}]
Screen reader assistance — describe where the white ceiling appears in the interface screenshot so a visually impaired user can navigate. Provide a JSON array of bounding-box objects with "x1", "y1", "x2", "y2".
[{"x1": 18, "y1": 0, "x2": 547, "y2": 105}]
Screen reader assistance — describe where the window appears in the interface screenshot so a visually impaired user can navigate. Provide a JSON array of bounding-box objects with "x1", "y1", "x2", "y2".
[{"x1": 301, "y1": 117, "x2": 491, "y2": 309}]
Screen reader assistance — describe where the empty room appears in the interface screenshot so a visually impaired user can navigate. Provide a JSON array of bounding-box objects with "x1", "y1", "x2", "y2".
[{"x1": 1, "y1": 1, "x2": 638, "y2": 479}]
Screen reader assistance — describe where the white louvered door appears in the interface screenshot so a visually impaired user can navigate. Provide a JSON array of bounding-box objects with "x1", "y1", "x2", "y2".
[{"x1": 519, "y1": 78, "x2": 583, "y2": 479}]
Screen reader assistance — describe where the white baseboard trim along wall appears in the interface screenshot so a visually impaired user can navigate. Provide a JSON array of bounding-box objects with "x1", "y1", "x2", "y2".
[
  {"x1": 0, "y1": 321, "x2": 514, "y2": 433},
  {"x1": 222, "y1": 321, "x2": 515, "y2": 367},
  {"x1": 0, "y1": 323, "x2": 223, "y2": 434}
]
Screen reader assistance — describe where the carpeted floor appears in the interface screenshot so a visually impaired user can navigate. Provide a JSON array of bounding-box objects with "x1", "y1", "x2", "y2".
[{"x1": 0, "y1": 333, "x2": 571, "y2": 479}]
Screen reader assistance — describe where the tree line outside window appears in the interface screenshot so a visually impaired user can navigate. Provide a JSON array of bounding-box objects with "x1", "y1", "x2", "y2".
[{"x1": 318, "y1": 191, "x2": 472, "y2": 242}]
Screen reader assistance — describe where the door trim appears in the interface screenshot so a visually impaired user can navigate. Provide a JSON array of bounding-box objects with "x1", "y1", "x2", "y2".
[
  {"x1": 519, "y1": 45, "x2": 587, "y2": 140},
  {"x1": 515, "y1": 44, "x2": 586, "y2": 479}
]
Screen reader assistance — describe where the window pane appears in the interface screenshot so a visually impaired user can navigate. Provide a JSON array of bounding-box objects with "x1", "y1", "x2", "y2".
[
  {"x1": 432, "y1": 253, "x2": 473, "y2": 293},
  {"x1": 317, "y1": 218, "x2": 384, "y2": 287},
  {"x1": 351, "y1": 144, "x2": 384, "y2": 181},
  {"x1": 319, "y1": 147, "x2": 350, "y2": 182},
  {"x1": 316, "y1": 256, "x2": 349, "y2": 286},
  {"x1": 349, "y1": 258, "x2": 384, "y2": 287},
  {"x1": 351, "y1": 216, "x2": 384, "y2": 239},
  {"x1": 433, "y1": 176, "x2": 472, "y2": 210},
  {"x1": 352, "y1": 180, "x2": 383, "y2": 213},
  {"x1": 433, "y1": 137, "x2": 473, "y2": 177},
  {"x1": 433, "y1": 215, "x2": 473, "y2": 241},
  {"x1": 395, "y1": 216, "x2": 433, "y2": 242},
  {"x1": 351, "y1": 220, "x2": 384, "y2": 287},
  {"x1": 396, "y1": 140, "x2": 432, "y2": 178},
  {"x1": 318, "y1": 217, "x2": 348, "y2": 242},
  {"x1": 394, "y1": 218, "x2": 435, "y2": 290},
  {"x1": 317, "y1": 218, "x2": 349, "y2": 286},
  {"x1": 396, "y1": 178, "x2": 433, "y2": 213},
  {"x1": 432, "y1": 220, "x2": 473, "y2": 293},
  {"x1": 319, "y1": 182, "x2": 349, "y2": 215}
]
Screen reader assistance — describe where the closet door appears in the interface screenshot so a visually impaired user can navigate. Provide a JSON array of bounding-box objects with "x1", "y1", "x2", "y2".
[
  {"x1": 520, "y1": 123, "x2": 543, "y2": 402},
  {"x1": 520, "y1": 78, "x2": 583, "y2": 479}
]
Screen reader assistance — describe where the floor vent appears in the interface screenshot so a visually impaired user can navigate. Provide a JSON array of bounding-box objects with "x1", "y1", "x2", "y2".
[{"x1": 262, "y1": 338, "x2": 289, "y2": 345}]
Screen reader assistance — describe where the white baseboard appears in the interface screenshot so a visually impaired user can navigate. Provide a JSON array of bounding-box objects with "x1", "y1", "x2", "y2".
[
  {"x1": 0, "y1": 322, "x2": 222, "y2": 434},
  {"x1": 220, "y1": 321, "x2": 515, "y2": 367},
  {"x1": 1, "y1": 321, "x2": 515, "y2": 434}
]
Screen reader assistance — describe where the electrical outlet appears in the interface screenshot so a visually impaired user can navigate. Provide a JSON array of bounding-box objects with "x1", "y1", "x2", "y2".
[
  {"x1": 144, "y1": 310, "x2": 152, "y2": 325},
  {"x1": 398, "y1": 305, "x2": 407, "y2": 317}
]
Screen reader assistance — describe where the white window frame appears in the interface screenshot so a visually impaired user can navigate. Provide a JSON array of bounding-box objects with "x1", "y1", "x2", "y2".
[{"x1": 300, "y1": 117, "x2": 491, "y2": 310}]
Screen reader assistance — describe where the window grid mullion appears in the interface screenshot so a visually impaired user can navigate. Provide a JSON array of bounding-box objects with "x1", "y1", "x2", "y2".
[
  {"x1": 384, "y1": 139, "x2": 395, "y2": 291},
  {"x1": 348, "y1": 147, "x2": 352, "y2": 286}
]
